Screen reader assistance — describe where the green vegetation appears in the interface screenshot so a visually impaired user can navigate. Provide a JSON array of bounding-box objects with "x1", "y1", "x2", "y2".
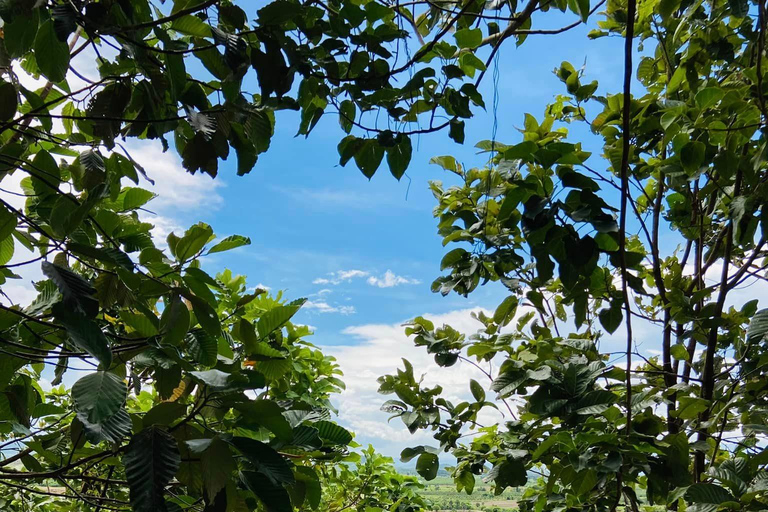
[
  {"x1": 419, "y1": 476, "x2": 523, "y2": 511},
  {"x1": 0, "y1": 0, "x2": 767, "y2": 511}
]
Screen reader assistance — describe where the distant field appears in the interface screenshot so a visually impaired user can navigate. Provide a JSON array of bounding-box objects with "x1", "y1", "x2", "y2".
[{"x1": 418, "y1": 476, "x2": 523, "y2": 512}]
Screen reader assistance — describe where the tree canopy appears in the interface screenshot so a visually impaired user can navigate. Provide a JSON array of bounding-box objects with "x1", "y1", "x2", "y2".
[{"x1": 0, "y1": 0, "x2": 767, "y2": 511}]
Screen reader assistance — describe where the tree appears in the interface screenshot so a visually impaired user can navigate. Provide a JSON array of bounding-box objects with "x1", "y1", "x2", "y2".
[
  {"x1": 378, "y1": 0, "x2": 768, "y2": 512},
  {"x1": 0, "y1": 0, "x2": 559, "y2": 509},
  {"x1": 3, "y1": 0, "x2": 766, "y2": 511}
]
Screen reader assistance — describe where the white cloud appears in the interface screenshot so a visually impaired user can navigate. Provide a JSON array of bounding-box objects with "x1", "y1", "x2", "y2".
[
  {"x1": 303, "y1": 300, "x2": 356, "y2": 315},
  {"x1": 124, "y1": 140, "x2": 224, "y2": 212},
  {"x1": 313, "y1": 269, "x2": 369, "y2": 285},
  {"x1": 323, "y1": 308, "x2": 505, "y2": 458},
  {"x1": 313, "y1": 269, "x2": 421, "y2": 289},
  {"x1": 367, "y1": 270, "x2": 421, "y2": 288}
]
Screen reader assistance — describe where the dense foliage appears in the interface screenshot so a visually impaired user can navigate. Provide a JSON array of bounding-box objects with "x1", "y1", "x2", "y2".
[
  {"x1": 1, "y1": 0, "x2": 767, "y2": 511},
  {"x1": 378, "y1": 0, "x2": 768, "y2": 511}
]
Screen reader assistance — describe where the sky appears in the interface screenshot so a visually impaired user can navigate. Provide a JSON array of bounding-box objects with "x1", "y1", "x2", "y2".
[{"x1": 3, "y1": 3, "x2": 765, "y2": 462}]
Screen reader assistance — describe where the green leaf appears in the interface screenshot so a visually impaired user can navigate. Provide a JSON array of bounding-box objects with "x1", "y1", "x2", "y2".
[
  {"x1": 173, "y1": 223, "x2": 214, "y2": 262},
  {"x1": 208, "y1": 235, "x2": 251, "y2": 254},
  {"x1": 43, "y1": 261, "x2": 99, "y2": 318},
  {"x1": 598, "y1": 302, "x2": 623, "y2": 334},
  {"x1": 493, "y1": 295, "x2": 519, "y2": 326},
  {"x1": 188, "y1": 295, "x2": 221, "y2": 337},
  {"x1": 746, "y1": 309, "x2": 768, "y2": 345},
  {"x1": 72, "y1": 371, "x2": 127, "y2": 423},
  {"x1": 339, "y1": 100, "x2": 356, "y2": 134},
  {"x1": 416, "y1": 452, "x2": 439, "y2": 480},
  {"x1": 160, "y1": 295, "x2": 190, "y2": 346},
  {"x1": 574, "y1": 390, "x2": 616, "y2": 415},
  {"x1": 489, "y1": 460, "x2": 527, "y2": 490},
  {"x1": 231, "y1": 437, "x2": 295, "y2": 485},
  {"x1": 257, "y1": 299, "x2": 306, "y2": 339},
  {"x1": 185, "y1": 330, "x2": 218, "y2": 367},
  {"x1": 52, "y1": 303, "x2": 112, "y2": 368},
  {"x1": 171, "y1": 15, "x2": 212, "y2": 37},
  {"x1": 354, "y1": 139, "x2": 384, "y2": 178},
  {"x1": 0, "y1": 236, "x2": 14, "y2": 267},
  {"x1": 386, "y1": 135, "x2": 412, "y2": 180},
  {"x1": 202, "y1": 437, "x2": 236, "y2": 501},
  {"x1": 728, "y1": 0, "x2": 748, "y2": 18},
  {"x1": 124, "y1": 426, "x2": 181, "y2": 512},
  {"x1": 675, "y1": 397, "x2": 710, "y2": 419},
  {"x1": 241, "y1": 470, "x2": 293, "y2": 512},
  {"x1": 695, "y1": 87, "x2": 724, "y2": 110},
  {"x1": 34, "y1": 20, "x2": 70, "y2": 83},
  {"x1": 469, "y1": 379, "x2": 485, "y2": 402},
  {"x1": 77, "y1": 408, "x2": 131, "y2": 444},
  {"x1": 143, "y1": 402, "x2": 187, "y2": 427},
  {"x1": 449, "y1": 119, "x2": 465, "y2": 144},
  {"x1": 430, "y1": 157, "x2": 459, "y2": 176},
  {"x1": 190, "y1": 370, "x2": 235, "y2": 390},
  {"x1": 0, "y1": 204, "x2": 17, "y2": 241},
  {"x1": 570, "y1": 0, "x2": 591, "y2": 22},
  {"x1": 235, "y1": 400, "x2": 293, "y2": 442},
  {"x1": 122, "y1": 188, "x2": 157, "y2": 210},
  {"x1": 0, "y1": 81, "x2": 18, "y2": 122},
  {"x1": 455, "y1": 28, "x2": 482, "y2": 49},
  {"x1": 4, "y1": 10, "x2": 39, "y2": 58},
  {"x1": 685, "y1": 483, "x2": 734, "y2": 504},
  {"x1": 256, "y1": 358, "x2": 292, "y2": 381},
  {"x1": 670, "y1": 343, "x2": 690, "y2": 361},
  {"x1": 314, "y1": 421, "x2": 353, "y2": 445}
]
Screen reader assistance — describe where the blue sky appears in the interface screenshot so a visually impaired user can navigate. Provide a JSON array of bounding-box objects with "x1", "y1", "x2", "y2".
[
  {"x1": 171, "y1": 10, "x2": 631, "y2": 457},
  {"x1": 188, "y1": 11, "x2": 627, "y2": 343}
]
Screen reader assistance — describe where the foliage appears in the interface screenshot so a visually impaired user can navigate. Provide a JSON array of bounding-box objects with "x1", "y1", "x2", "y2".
[
  {"x1": 0, "y1": 1, "x2": 469, "y2": 509},
  {"x1": 319, "y1": 445, "x2": 431, "y2": 512},
  {"x1": 1, "y1": 0, "x2": 767, "y2": 511},
  {"x1": 378, "y1": 0, "x2": 768, "y2": 511}
]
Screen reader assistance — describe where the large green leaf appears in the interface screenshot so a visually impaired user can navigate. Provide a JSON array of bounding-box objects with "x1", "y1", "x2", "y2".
[
  {"x1": 160, "y1": 295, "x2": 190, "y2": 346},
  {"x1": 230, "y1": 437, "x2": 294, "y2": 485},
  {"x1": 746, "y1": 309, "x2": 768, "y2": 345},
  {"x1": 4, "y1": 9, "x2": 39, "y2": 58},
  {"x1": 185, "y1": 330, "x2": 218, "y2": 367},
  {"x1": 241, "y1": 470, "x2": 293, "y2": 512},
  {"x1": 188, "y1": 295, "x2": 221, "y2": 336},
  {"x1": 234, "y1": 400, "x2": 293, "y2": 442},
  {"x1": 0, "y1": 81, "x2": 18, "y2": 122},
  {"x1": 43, "y1": 261, "x2": 99, "y2": 318},
  {"x1": 313, "y1": 421, "x2": 353, "y2": 445},
  {"x1": 201, "y1": 437, "x2": 236, "y2": 501},
  {"x1": 52, "y1": 303, "x2": 112, "y2": 368},
  {"x1": 685, "y1": 483, "x2": 734, "y2": 505},
  {"x1": 0, "y1": 204, "x2": 16, "y2": 241},
  {"x1": 413, "y1": 452, "x2": 437, "y2": 480},
  {"x1": 34, "y1": 19, "x2": 70, "y2": 82},
  {"x1": 257, "y1": 299, "x2": 306, "y2": 339},
  {"x1": 208, "y1": 235, "x2": 251, "y2": 254},
  {"x1": 72, "y1": 371, "x2": 126, "y2": 423},
  {"x1": 77, "y1": 408, "x2": 131, "y2": 445},
  {"x1": 123, "y1": 426, "x2": 181, "y2": 512},
  {"x1": 172, "y1": 223, "x2": 213, "y2": 262}
]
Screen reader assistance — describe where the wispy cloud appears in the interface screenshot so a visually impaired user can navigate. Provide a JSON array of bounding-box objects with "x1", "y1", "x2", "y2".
[
  {"x1": 313, "y1": 269, "x2": 421, "y2": 289},
  {"x1": 313, "y1": 269, "x2": 369, "y2": 285},
  {"x1": 271, "y1": 186, "x2": 417, "y2": 211},
  {"x1": 304, "y1": 300, "x2": 356, "y2": 315},
  {"x1": 367, "y1": 270, "x2": 421, "y2": 288}
]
